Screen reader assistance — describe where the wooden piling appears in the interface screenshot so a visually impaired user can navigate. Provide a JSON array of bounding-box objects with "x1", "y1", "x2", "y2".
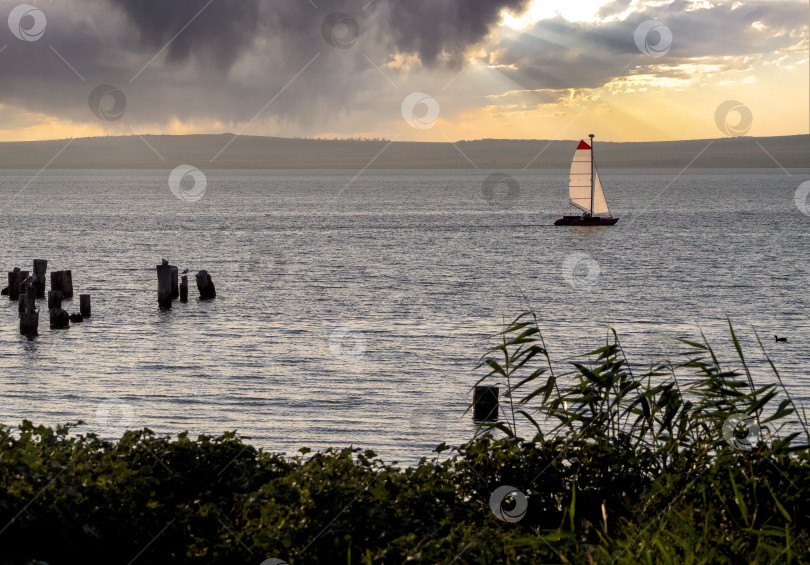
[
  {"x1": 473, "y1": 385, "x2": 499, "y2": 421},
  {"x1": 8, "y1": 268, "x2": 21, "y2": 301},
  {"x1": 9, "y1": 269, "x2": 27, "y2": 302},
  {"x1": 79, "y1": 294, "x2": 91, "y2": 317},
  {"x1": 195, "y1": 270, "x2": 216, "y2": 300},
  {"x1": 62, "y1": 270, "x2": 74, "y2": 299},
  {"x1": 156, "y1": 261, "x2": 172, "y2": 309},
  {"x1": 16, "y1": 271, "x2": 28, "y2": 304},
  {"x1": 179, "y1": 276, "x2": 188, "y2": 302},
  {"x1": 20, "y1": 285, "x2": 38, "y2": 337},
  {"x1": 51, "y1": 270, "x2": 63, "y2": 295},
  {"x1": 32, "y1": 259, "x2": 47, "y2": 298},
  {"x1": 48, "y1": 290, "x2": 62, "y2": 311},
  {"x1": 18, "y1": 294, "x2": 25, "y2": 316},
  {"x1": 49, "y1": 307, "x2": 69, "y2": 329},
  {"x1": 170, "y1": 266, "x2": 179, "y2": 299},
  {"x1": 69, "y1": 313, "x2": 83, "y2": 323}
]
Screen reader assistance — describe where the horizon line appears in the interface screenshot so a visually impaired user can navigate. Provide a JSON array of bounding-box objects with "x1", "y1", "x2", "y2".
[{"x1": 1, "y1": 132, "x2": 808, "y2": 145}]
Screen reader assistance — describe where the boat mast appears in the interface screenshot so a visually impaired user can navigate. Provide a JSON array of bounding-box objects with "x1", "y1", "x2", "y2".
[{"x1": 589, "y1": 134, "x2": 595, "y2": 216}]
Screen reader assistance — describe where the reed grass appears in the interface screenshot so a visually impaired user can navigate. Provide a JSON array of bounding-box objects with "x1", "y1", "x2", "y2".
[{"x1": 466, "y1": 312, "x2": 810, "y2": 562}]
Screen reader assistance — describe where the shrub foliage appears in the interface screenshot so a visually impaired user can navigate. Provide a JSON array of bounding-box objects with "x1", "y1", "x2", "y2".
[{"x1": 1, "y1": 313, "x2": 808, "y2": 563}]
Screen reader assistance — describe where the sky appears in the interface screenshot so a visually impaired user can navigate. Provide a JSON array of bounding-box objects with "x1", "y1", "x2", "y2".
[{"x1": 0, "y1": 0, "x2": 806, "y2": 142}]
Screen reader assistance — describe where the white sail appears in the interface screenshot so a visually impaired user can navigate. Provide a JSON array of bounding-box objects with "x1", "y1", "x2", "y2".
[
  {"x1": 568, "y1": 141, "x2": 593, "y2": 213},
  {"x1": 568, "y1": 140, "x2": 610, "y2": 215},
  {"x1": 591, "y1": 166, "x2": 609, "y2": 214}
]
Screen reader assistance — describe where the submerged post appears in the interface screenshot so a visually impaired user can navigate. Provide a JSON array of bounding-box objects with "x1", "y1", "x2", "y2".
[
  {"x1": 32, "y1": 259, "x2": 47, "y2": 298},
  {"x1": 195, "y1": 270, "x2": 216, "y2": 300},
  {"x1": 156, "y1": 260, "x2": 172, "y2": 309},
  {"x1": 79, "y1": 294, "x2": 91, "y2": 317},
  {"x1": 473, "y1": 385, "x2": 499, "y2": 421},
  {"x1": 179, "y1": 275, "x2": 188, "y2": 302}
]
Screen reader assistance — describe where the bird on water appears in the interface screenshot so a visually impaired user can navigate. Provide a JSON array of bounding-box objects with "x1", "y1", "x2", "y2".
[{"x1": 774, "y1": 335, "x2": 787, "y2": 342}]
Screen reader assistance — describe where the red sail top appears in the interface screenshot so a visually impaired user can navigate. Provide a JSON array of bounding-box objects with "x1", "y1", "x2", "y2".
[{"x1": 577, "y1": 140, "x2": 591, "y2": 150}]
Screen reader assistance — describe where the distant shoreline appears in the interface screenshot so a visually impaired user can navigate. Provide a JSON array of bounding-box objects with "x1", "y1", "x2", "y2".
[{"x1": 0, "y1": 133, "x2": 806, "y2": 170}]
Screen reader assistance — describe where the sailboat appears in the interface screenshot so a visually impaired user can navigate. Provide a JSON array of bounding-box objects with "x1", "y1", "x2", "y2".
[{"x1": 554, "y1": 134, "x2": 619, "y2": 226}]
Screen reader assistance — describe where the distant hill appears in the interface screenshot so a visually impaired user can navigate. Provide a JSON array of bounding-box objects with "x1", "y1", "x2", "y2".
[{"x1": 0, "y1": 134, "x2": 806, "y2": 169}]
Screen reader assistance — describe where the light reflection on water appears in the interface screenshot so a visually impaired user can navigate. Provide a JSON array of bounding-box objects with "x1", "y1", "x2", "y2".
[{"x1": 0, "y1": 168, "x2": 808, "y2": 464}]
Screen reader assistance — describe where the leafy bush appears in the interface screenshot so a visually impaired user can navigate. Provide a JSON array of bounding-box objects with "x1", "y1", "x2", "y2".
[{"x1": 0, "y1": 313, "x2": 808, "y2": 563}]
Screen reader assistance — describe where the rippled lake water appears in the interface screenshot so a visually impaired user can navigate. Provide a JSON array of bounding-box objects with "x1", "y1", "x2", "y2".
[{"x1": 1, "y1": 168, "x2": 809, "y2": 464}]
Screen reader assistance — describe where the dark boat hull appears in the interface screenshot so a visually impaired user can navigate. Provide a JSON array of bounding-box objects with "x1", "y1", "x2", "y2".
[{"x1": 554, "y1": 215, "x2": 619, "y2": 226}]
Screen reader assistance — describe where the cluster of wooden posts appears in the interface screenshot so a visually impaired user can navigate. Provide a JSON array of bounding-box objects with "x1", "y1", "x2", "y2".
[
  {"x1": 156, "y1": 259, "x2": 216, "y2": 309},
  {"x1": 1, "y1": 260, "x2": 91, "y2": 339}
]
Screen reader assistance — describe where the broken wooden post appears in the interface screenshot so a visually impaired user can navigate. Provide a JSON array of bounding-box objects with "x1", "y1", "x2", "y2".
[
  {"x1": 156, "y1": 260, "x2": 172, "y2": 309},
  {"x1": 62, "y1": 269, "x2": 74, "y2": 299},
  {"x1": 69, "y1": 313, "x2": 83, "y2": 323},
  {"x1": 473, "y1": 385, "x2": 499, "y2": 421},
  {"x1": 195, "y1": 270, "x2": 216, "y2": 300},
  {"x1": 32, "y1": 259, "x2": 47, "y2": 298},
  {"x1": 179, "y1": 275, "x2": 188, "y2": 302},
  {"x1": 49, "y1": 307, "x2": 69, "y2": 329},
  {"x1": 20, "y1": 285, "x2": 38, "y2": 337},
  {"x1": 79, "y1": 294, "x2": 91, "y2": 317},
  {"x1": 0, "y1": 286, "x2": 7, "y2": 296},
  {"x1": 7, "y1": 268, "x2": 21, "y2": 301},
  {"x1": 170, "y1": 266, "x2": 179, "y2": 299},
  {"x1": 9, "y1": 269, "x2": 27, "y2": 302},
  {"x1": 18, "y1": 294, "x2": 25, "y2": 316},
  {"x1": 16, "y1": 271, "x2": 29, "y2": 305},
  {"x1": 48, "y1": 290, "x2": 62, "y2": 311},
  {"x1": 50, "y1": 270, "x2": 63, "y2": 295}
]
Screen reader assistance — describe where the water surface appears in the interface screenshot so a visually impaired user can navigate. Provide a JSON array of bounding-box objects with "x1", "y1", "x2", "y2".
[{"x1": 1, "y1": 168, "x2": 808, "y2": 464}]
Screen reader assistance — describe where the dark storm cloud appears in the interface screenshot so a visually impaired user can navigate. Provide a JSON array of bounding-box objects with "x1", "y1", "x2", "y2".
[
  {"x1": 0, "y1": 0, "x2": 804, "y2": 134},
  {"x1": 115, "y1": 0, "x2": 261, "y2": 70},
  {"x1": 382, "y1": 0, "x2": 530, "y2": 66},
  {"x1": 0, "y1": 0, "x2": 531, "y2": 130},
  {"x1": 113, "y1": 0, "x2": 529, "y2": 69}
]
